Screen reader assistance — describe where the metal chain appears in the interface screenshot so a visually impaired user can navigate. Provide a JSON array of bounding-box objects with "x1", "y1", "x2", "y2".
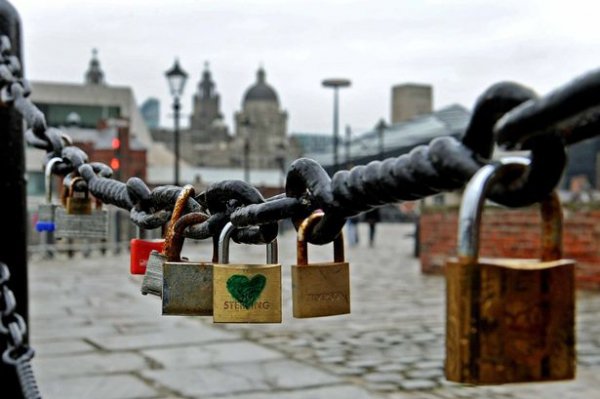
[
  {"x1": 0, "y1": 263, "x2": 41, "y2": 399},
  {"x1": 0, "y1": 34, "x2": 598, "y2": 244}
]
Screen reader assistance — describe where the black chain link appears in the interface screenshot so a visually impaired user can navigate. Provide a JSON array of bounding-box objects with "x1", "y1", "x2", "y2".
[{"x1": 0, "y1": 263, "x2": 41, "y2": 399}]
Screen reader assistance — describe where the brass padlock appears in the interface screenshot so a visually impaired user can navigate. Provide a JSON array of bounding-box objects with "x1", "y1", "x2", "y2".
[
  {"x1": 64, "y1": 176, "x2": 92, "y2": 215},
  {"x1": 55, "y1": 176, "x2": 109, "y2": 239},
  {"x1": 162, "y1": 211, "x2": 214, "y2": 316},
  {"x1": 141, "y1": 185, "x2": 195, "y2": 297},
  {"x1": 445, "y1": 159, "x2": 575, "y2": 385},
  {"x1": 213, "y1": 222, "x2": 281, "y2": 323},
  {"x1": 292, "y1": 211, "x2": 350, "y2": 318}
]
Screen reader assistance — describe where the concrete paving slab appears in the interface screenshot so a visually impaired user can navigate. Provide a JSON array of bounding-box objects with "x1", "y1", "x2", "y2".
[
  {"x1": 34, "y1": 352, "x2": 150, "y2": 379},
  {"x1": 142, "y1": 359, "x2": 340, "y2": 397},
  {"x1": 213, "y1": 384, "x2": 379, "y2": 399},
  {"x1": 142, "y1": 341, "x2": 284, "y2": 368},
  {"x1": 89, "y1": 326, "x2": 238, "y2": 351},
  {"x1": 37, "y1": 374, "x2": 158, "y2": 399}
]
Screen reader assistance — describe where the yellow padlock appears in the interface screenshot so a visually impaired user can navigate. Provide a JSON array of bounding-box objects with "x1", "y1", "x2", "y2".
[
  {"x1": 292, "y1": 211, "x2": 350, "y2": 318},
  {"x1": 213, "y1": 222, "x2": 281, "y2": 323}
]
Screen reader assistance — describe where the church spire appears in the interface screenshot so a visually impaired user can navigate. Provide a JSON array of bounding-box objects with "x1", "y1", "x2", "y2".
[
  {"x1": 85, "y1": 48, "x2": 105, "y2": 85},
  {"x1": 199, "y1": 61, "x2": 215, "y2": 99}
]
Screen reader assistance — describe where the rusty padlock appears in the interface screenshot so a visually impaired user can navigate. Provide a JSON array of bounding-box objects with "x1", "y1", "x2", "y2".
[
  {"x1": 130, "y1": 226, "x2": 165, "y2": 275},
  {"x1": 445, "y1": 159, "x2": 576, "y2": 385},
  {"x1": 213, "y1": 222, "x2": 281, "y2": 323},
  {"x1": 140, "y1": 185, "x2": 195, "y2": 297},
  {"x1": 162, "y1": 211, "x2": 214, "y2": 316},
  {"x1": 292, "y1": 211, "x2": 350, "y2": 318}
]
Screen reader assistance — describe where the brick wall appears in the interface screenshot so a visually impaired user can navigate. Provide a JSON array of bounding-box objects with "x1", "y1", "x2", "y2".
[{"x1": 419, "y1": 205, "x2": 600, "y2": 289}]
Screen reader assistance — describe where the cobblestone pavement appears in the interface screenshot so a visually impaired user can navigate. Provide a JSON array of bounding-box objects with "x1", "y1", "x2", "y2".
[{"x1": 28, "y1": 223, "x2": 600, "y2": 398}]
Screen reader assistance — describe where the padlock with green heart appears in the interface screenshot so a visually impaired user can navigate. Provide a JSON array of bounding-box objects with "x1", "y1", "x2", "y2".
[{"x1": 212, "y1": 222, "x2": 281, "y2": 323}]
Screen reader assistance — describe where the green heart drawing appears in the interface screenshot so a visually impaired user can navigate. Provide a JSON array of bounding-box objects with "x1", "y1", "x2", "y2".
[{"x1": 226, "y1": 274, "x2": 267, "y2": 309}]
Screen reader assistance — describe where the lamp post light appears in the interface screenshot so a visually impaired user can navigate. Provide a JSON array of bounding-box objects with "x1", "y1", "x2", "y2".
[
  {"x1": 376, "y1": 118, "x2": 387, "y2": 159},
  {"x1": 322, "y1": 78, "x2": 351, "y2": 173},
  {"x1": 165, "y1": 58, "x2": 188, "y2": 186}
]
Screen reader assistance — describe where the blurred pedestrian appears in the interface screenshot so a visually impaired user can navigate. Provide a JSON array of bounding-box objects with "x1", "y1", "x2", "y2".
[
  {"x1": 364, "y1": 208, "x2": 381, "y2": 247},
  {"x1": 346, "y1": 215, "x2": 359, "y2": 247}
]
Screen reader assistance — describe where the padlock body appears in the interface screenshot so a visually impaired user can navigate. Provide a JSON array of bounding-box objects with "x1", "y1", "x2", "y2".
[
  {"x1": 55, "y1": 208, "x2": 109, "y2": 239},
  {"x1": 66, "y1": 195, "x2": 92, "y2": 215},
  {"x1": 130, "y1": 239, "x2": 165, "y2": 275},
  {"x1": 162, "y1": 261, "x2": 213, "y2": 316},
  {"x1": 445, "y1": 257, "x2": 576, "y2": 384},
  {"x1": 292, "y1": 261, "x2": 350, "y2": 318},
  {"x1": 213, "y1": 263, "x2": 281, "y2": 323},
  {"x1": 140, "y1": 250, "x2": 167, "y2": 297}
]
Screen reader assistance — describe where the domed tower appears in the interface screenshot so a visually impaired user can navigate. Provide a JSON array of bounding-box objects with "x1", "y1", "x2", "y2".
[{"x1": 234, "y1": 67, "x2": 288, "y2": 169}]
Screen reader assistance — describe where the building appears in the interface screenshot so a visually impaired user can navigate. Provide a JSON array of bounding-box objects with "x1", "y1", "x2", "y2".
[
  {"x1": 289, "y1": 132, "x2": 333, "y2": 155},
  {"x1": 229, "y1": 67, "x2": 296, "y2": 170},
  {"x1": 29, "y1": 50, "x2": 178, "y2": 187},
  {"x1": 140, "y1": 98, "x2": 160, "y2": 129},
  {"x1": 391, "y1": 83, "x2": 433, "y2": 124},
  {"x1": 151, "y1": 65, "x2": 301, "y2": 175},
  {"x1": 307, "y1": 104, "x2": 471, "y2": 170}
]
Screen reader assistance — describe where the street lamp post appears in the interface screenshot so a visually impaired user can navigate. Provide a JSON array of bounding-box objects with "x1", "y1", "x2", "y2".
[
  {"x1": 241, "y1": 117, "x2": 251, "y2": 183},
  {"x1": 165, "y1": 59, "x2": 188, "y2": 186},
  {"x1": 376, "y1": 118, "x2": 387, "y2": 159},
  {"x1": 322, "y1": 78, "x2": 351, "y2": 173}
]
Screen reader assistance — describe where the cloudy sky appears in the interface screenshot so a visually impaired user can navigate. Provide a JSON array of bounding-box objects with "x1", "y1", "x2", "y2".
[{"x1": 16, "y1": 0, "x2": 600, "y2": 134}]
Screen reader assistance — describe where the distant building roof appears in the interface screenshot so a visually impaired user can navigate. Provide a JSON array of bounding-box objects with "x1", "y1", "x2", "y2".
[
  {"x1": 307, "y1": 104, "x2": 471, "y2": 166},
  {"x1": 30, "y1": 80, "x2": 182, "y2": 168}
]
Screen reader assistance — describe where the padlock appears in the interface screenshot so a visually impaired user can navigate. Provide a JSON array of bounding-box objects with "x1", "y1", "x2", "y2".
[
  {"x1": 35, "y1": 157, "x2": 63, "y2": 233},
  {"x1": 291, "y1": 211, "x2": 350, "y2": 318},
  {"x1": 64, "y1": 176, "x2": 92, "y2": 215},
  {"x1": 213, "y1": 222, "x2": 281, "y2": 323},
  {"x1": 141, "y1": 185, "x2": 195, "y2": 297},
  {"x1": 162, "y1": 212, "x2": 213, "y2": 316},
  {"x1": 445, "y1": 160, "x2": 575, "y2": 385},
  {"x1": 130, "y1": 226, "x2": 165, "y2": 275},
  {"x1": 55, "y1": 177, "x2": 109, "y2": 239}
]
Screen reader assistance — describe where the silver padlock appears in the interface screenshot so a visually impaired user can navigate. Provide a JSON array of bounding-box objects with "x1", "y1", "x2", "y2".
[
  {"x1": 55, "y1": 176, "x2": 109, "y2": 239},
  {"x1": 35, "y1": 157, "x2": 62, "y2": 233}
]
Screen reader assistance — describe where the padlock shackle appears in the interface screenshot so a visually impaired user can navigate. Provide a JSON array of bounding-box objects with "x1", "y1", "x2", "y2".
[
  {"x1": 458, "y1": 157, "x2": 563, "y2": 262},
  {"x1": 44, "y1": 157, "x2": 63, "y2": 205},
  {"x1": 297, "y1": 211, "x2": 345, "y2": 266},
  {"x1": 165, "y1": 212, "x2": 209, "y2": 261},
  {"x1": 218, "y1": 221, "x2": 278, "y2": 264},
  {"x1": 162, "y1": 185, "x2": 195, "y2": 258}
]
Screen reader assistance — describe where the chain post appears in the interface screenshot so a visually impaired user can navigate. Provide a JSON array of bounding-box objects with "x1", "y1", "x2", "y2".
[{"x1": 0, "y1": 1, "x2": 27, "y2": 397}]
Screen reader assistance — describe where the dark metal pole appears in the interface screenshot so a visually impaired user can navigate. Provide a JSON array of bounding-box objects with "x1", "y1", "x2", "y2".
[
  {"x1": 0, "y1": 1, "x2": 27, "y2": 397},
  {"x1": 345, "y1": 125, "x2": 351, "y2": 166},
  {"x1": 322, "y1": 78, "x2": 350, "y2": 174},
  {"x1": 244, "y1": 137, "x2": 250, "y2": 183},
  {"x1": 378, "y1": 124, "x2": 384, "y2": 159},
  {"x1": 376, "y1": 118, "x2": 386, "y2": 160},
  {"x1": 333, "y1": 87, "x2": 339, "y2": 173},
  {"x1": 173, "y1": 96, "x2": 180, "y2": 186}
]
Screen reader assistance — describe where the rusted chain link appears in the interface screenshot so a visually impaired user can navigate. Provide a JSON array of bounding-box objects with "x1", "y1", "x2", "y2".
[
  {"x1": 0, "y1": 263, "x2": 41, "y2": 399},
  {"x1": 0, "y1": 33, "x2": 597, "y2": 244}
]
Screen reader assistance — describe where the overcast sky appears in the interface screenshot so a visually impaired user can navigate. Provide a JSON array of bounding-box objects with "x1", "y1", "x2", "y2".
[{"x1": 16, "y1": 0, "x2": 600, "y2": 134}]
